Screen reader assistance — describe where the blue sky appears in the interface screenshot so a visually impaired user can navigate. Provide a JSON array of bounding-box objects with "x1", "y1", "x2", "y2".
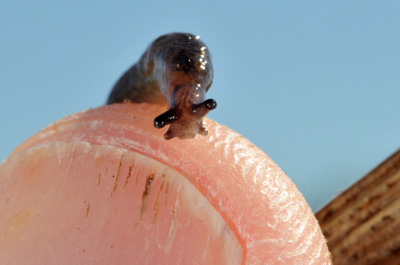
[{"x1": 1, "y1": 1, "x2": 399, "y2": 211}]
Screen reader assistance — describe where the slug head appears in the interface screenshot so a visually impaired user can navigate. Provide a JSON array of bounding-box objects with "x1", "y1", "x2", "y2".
[{"x1": 154, "y1": 99, "x2": 217, "y2": 140}]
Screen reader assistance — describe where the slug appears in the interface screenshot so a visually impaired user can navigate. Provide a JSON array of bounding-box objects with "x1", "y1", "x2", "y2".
[{"x1": 107, "y1": 33, "x2": 217, "y2": 140}]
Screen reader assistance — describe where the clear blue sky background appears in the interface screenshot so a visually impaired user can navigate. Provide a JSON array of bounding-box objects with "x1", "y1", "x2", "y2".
[{"x1": 1, "y1": 1, "x2": 399, "y2": 211}]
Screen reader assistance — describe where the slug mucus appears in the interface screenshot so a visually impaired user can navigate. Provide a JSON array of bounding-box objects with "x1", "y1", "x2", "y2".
[{"x1": 107, "y1": 33, "x2": 217, "y2": 140}]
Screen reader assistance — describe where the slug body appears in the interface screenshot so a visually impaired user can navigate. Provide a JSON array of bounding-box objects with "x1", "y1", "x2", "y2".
[{"x1": 107, "y1": 33, "x2": 217, "y2": 140}]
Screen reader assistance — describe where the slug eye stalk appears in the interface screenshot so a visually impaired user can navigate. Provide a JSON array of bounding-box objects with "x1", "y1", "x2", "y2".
[{"x1": 154, "y1": 99, "x2": 217, "y2": 140}]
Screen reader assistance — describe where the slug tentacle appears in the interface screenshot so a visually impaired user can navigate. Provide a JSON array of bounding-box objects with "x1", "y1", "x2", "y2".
[
  {"x1": 153, "y1": 108, "x2": 180, "y2": 129},
  {"x1": 107, "y1": 33, "x2": 216, "y2": 140},
  {"x1": 192, "y1": 99, "x2": 217, "y2": 118}
]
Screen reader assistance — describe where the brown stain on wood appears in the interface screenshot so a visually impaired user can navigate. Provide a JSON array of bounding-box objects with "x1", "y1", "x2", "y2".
[{"x1": 316, "y1": 148, "x2": 400, "y2": 265}]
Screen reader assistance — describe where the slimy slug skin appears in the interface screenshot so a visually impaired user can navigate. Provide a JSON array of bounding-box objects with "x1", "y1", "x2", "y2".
[{"x1": 107, "y1": 33, "x2": 216, "y2": 140}]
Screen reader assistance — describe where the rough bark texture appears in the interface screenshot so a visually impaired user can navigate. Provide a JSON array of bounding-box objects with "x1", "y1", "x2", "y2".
[{"x1": 316, "y1": 149, "x2": 400, "y2": 264}]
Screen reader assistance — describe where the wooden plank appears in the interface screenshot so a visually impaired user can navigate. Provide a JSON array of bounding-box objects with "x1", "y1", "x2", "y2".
[{"x1": 316, "y1": 149, "x2": 400, "y2": 264}]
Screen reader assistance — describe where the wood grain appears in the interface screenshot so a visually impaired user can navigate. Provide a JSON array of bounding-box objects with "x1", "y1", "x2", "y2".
[{"x1": 316, "y1": 149, "x2": 400, "y2": 264}]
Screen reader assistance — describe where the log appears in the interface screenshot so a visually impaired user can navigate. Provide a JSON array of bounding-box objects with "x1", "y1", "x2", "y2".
[{"x1": 316, "y1": 149, "x2": 400, "y2": 264}]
